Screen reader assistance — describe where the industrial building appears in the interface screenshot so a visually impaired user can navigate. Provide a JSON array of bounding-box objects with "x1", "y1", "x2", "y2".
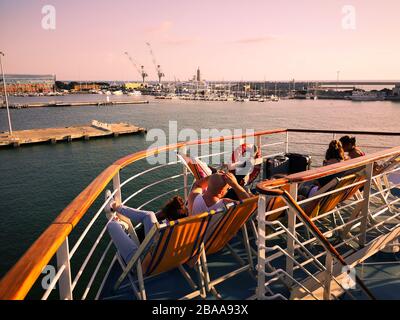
[
  {"x1": 124, "y1": 82, "x2": 143, "y2": 90},
  {"x1": 72, "y1": 83, "x2": 101, "y2": 92},
  {"x1": 1, "y1": 74, "x2": 56, "y2": 94}
]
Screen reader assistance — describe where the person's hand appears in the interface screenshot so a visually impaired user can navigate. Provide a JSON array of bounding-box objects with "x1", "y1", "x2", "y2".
[
  {"x1": 194, "y1": 175, "x2": 209, "y2": 189},
  {"x1": 222, "y1": 172, "x2": 239, "y2": 188}
]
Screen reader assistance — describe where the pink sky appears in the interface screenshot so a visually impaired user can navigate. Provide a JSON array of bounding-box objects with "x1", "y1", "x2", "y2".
[{"x1": 0, "y1": 0, "x2": 399, "y2": 81}]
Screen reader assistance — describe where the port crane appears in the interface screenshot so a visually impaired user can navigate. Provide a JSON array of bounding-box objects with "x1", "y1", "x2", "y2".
[
  {"x1": 124, "y1": 51, "x2": 148, "y2": 84},
  {"x1": 146, "y1": 42, "x2": 165, "y2": 84}
]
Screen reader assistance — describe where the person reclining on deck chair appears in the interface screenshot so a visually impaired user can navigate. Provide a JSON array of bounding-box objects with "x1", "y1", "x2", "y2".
[
  {"x1": 104, "y1": 191, "x2": 188, "y2": 263},
  {"x1": 299, "y1": 140, "x2": 346, "y2": 199},
  {"x1": 188, "y1": 172, "x2": 252, "y2": 217}
]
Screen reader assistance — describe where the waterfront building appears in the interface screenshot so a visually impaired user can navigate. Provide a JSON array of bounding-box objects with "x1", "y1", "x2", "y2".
[
  {"x1": 1, "y1": 74, "x2": 55, "y2": 94},
  {"x1": 124, "y1": 82, "x2": 143, "y2": 90},
  {"x1": 73, "y1": 83, "x2": 101, "y2": 92}
]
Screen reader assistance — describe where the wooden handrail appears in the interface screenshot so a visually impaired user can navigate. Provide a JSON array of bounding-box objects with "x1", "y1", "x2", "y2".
[
  {"x1": 0, "y1": 128, "x2": 286, "y2": 300},
  {"x1": 257, "y1": 145, "x2": 400, "y2": 194},
  {"x1": 0, "y1": 224, "x2": 72, "y2": 300}
]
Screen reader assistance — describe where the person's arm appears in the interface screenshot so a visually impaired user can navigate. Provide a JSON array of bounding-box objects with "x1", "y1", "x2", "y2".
[
  {"x1": 187, "y1": 176, "x2": 210, "y2": 214},
  {"x1": 222, "y1": 172, "x2": 251, "y2": 200}
]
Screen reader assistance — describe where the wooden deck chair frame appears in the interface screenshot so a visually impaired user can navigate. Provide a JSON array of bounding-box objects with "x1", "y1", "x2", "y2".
[
  {"x1": 195, "y1": 197, "x2": 259, "y2": 298},
  {"x1": 297, "y1": 172, "x2": 367, "y2": 242},
  {"x1": 112, "y1": 210, "x2": 225, "y2": 300},
  {"x1": 259, "y1": 173, "x2": 365, "y2": 243}
]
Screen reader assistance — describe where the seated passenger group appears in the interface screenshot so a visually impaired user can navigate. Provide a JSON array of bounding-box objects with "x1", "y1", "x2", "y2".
[
  {"x1": 105, "y1": 135, "x2": 366, "y2": 262},
  {"x1": 104, "y1": 171, "x2": 252, "y2": 263},
  {"x1": 300, "y1": 135, "x2": 365, "y2": 199}
]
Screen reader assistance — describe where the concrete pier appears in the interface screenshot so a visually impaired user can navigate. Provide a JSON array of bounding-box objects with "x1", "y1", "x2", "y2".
[
  {"x1": 1, "y1": 100, "x2": 149, "y2": 109},
  {"x1": 0, "y1": 120, "x2": 147, "y2": 148}
]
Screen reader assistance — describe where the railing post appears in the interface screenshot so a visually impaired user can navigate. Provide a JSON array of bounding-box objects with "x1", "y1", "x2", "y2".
[
  {"x1": 323, "y1": 253, "x2": 334, "y2": 300},
  {"x1": 286, "y1": 183, "x2": 298, "y2": 286},
  {"x1": 180, "y1": 146, "x2": 189, "y2": 201},
  {"x1": 256, "y1": 195, "x2": 267, "y2": 299},
  {"x1": 359, "y1": 162, "x2": 373, "y2": 247},
  {"x1": 113, "y1": 170, "x2": 140, "y2": 244},
  {"x1": 56, "y1": 237, "x2": 73, "y2": 300},
  {"x1": 113, "y1": 171, "x2": 122, "y2": 204},
  {"x1": 256, "y1": 135, "x2": 263, "y2": 180},
  {"x1": 285, "y1": 131, "x2": 289, "y2": 153}
]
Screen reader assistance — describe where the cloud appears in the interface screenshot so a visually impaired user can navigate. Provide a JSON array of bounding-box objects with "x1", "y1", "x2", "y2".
[
  {"x1": 144, "y1": 21, "x2": 173, "y2": 34},
  {"x1": 230, "y1": 36, "x2": 278, "y2": 44}
]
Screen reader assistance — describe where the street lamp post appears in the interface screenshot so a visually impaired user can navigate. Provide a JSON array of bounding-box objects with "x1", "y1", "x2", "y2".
[{"x1": 0, "y1": 51, "x2": 13, "y2": 135}]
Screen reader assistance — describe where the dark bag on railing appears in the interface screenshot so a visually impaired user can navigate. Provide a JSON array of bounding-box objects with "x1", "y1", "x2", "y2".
[
  {"x1": 263, "y1": 155, "x2": 290, "y2": 179},
  {"x1": 285, "y1": 153, "x2": 312, "y2": 174}
]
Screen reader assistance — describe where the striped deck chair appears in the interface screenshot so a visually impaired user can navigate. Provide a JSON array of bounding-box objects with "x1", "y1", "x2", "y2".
[
  {"x1": 305, "y1": 172, "x2": 365, "y2": 219},
  {"x1": 112, "y1": 210, "x2": 221, "y2": 300},
  {"x1": 257, "y1": 173, "x2": 365, "y2": 242},
  {"x1": 197, "y1": 197, "x2": 259, "y2": 296},
  {"x1": 264, "y1": 184, "x2": 291, "y2": 221}
]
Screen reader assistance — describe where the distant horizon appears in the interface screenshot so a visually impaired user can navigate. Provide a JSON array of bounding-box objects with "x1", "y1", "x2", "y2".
[{"x1": 1, "y1": 0, "x2": 399, "y2": 81}]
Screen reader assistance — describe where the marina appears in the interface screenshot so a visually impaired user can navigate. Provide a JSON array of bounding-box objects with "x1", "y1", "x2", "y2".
[{"x1": 0, "y1": 120, "x2": 146, "y2": 147}]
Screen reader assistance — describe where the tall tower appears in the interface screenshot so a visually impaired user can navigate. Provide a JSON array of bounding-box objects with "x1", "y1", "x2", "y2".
[{"x1": 196, "y1": 67, "x2": 201, "y2": 82}]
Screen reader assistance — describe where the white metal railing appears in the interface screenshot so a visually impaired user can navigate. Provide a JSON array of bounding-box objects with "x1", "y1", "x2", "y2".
[{"x1": 256, "y1": 158, "x2": 400, "y2": 300}]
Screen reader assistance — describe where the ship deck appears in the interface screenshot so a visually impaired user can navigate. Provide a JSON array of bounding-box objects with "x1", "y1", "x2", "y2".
[{"x1": 99, "y1": 232, "x2": 400, "y2": 300}]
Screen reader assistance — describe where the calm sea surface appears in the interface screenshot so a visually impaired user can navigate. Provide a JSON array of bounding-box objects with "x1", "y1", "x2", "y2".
[{"x1": 0, "y1": 94, "x2": 399, "y2": 295}]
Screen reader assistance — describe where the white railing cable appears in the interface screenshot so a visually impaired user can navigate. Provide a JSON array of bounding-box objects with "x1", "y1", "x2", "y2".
[
  {"x1": 71, "y1": 222, "x2": 111, "y2": 290},
  {"x1": 122, "y1": 174, "x2": 183, "y2": 205},
  {"x1": 81, "y1": 240, "x2": 113, "y2": 300},
  {"x1": 69, "y1": 189, "x2": 119, "y2": 258},
  {"x1": 95, "y1": 255, "x2": 117, "y2": 300},
  {"x1": 137, "y1": 187, "x2": 185, "y2": 210},
  {"x1": 119, "y1": 161, "x2": 180, "y2": 190}
]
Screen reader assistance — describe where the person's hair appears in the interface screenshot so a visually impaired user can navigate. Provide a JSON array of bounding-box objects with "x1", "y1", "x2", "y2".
[
  {"x1": 161, "y1": 196, "x2": 188, "y2": 221},
  {"x1": 207, "y1": 173, "x2": 228, "y2": 197},
  {"x1": 339, "y1": 135, "x2": 356, "y2": 148},
  {"x1": 325, "y1": 140, "x2": 345, "y2": 161}
]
